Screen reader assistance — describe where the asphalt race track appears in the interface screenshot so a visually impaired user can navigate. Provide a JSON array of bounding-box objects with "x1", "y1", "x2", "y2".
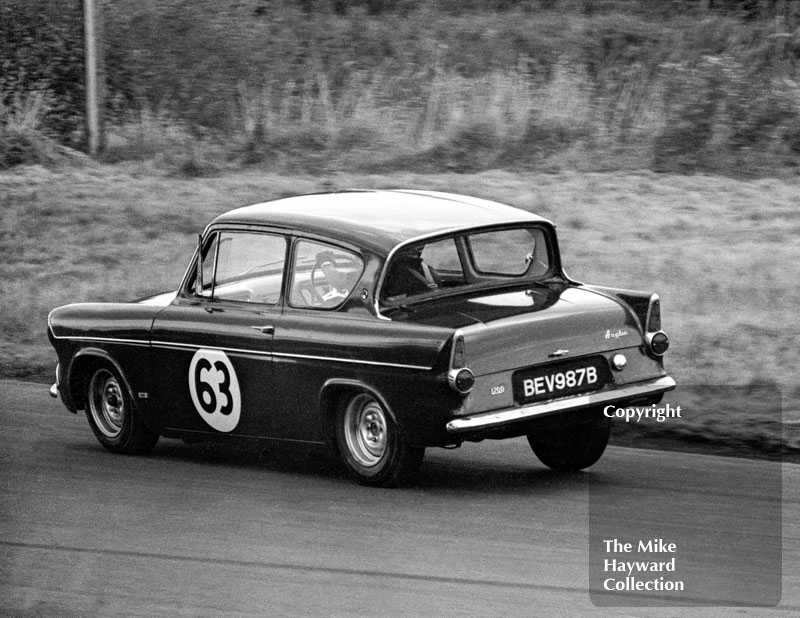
[{"x1": 1, "y1": 379, "x2": 798, "y2": 618}]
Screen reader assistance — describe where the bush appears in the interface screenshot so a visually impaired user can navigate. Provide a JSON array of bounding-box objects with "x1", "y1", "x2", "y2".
[
  {"x1": 653, "y1": 54, "x2": 800, "y2": 173},
  {"x1": 0, "y1": 91, "x2": 61, "y2": 168},
  {"x1": 653, "y1": 58, "x2": 724, "y2": 171},
  {"x1": 0, "y1": 1, "x2": 84, "y2": 141},
  {"x1": 4, "y1": 0, "x2": 800, "y2": 175}
]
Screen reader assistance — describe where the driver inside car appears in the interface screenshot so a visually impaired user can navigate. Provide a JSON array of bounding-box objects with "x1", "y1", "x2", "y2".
[
  {"x1": 381, "y1": 246, "x2": 438, "y2": 300},
  {"x1": 316, "y1": 251, "x2": 351, "y2": 304}
]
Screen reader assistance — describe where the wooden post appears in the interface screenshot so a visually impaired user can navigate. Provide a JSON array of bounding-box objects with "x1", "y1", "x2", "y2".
[{"x1": 83, "y1": 0, "x2": 103, "y2": 155}]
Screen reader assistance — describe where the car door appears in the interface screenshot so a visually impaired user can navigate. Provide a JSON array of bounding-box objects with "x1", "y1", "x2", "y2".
[
  {"x1": 267, "y1": 237, "x2": 367, "y2": 441},
  {"x1": 150, "y1": 228, "x2": 287, "y2": 438}
]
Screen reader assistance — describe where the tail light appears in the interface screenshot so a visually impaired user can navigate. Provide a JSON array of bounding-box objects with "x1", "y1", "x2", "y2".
[
  {"x1": 448, "y1": 333, "x2": 474, "y2": 394},
  {"x1": 644, "y1": 295, "x2": 669, "y2": 356},
  {"x1": 646, "y1": 331, "x2": 670, "y2": 356},
  {"x1": 448, "y1": 368, "x2": 475, "y2": 394}
]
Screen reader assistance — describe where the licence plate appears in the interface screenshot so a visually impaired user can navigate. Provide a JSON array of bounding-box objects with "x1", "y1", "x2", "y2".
[{"x1": 512, "y1": 357, "x2": 608, "y2": 404}]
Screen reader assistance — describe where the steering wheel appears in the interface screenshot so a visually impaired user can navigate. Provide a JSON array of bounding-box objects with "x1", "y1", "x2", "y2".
[
  {"x1": 297, "y1": 279, "x2": 325, "y2": 306},
  {"x1": 310, "y1": 256, "x2": 330, "y2": 296},
  {"x1": 292, "y1": 255, "x2": 333, "y2": 307}
]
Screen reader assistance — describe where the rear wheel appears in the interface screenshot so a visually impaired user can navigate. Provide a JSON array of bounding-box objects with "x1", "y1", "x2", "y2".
[
  {"x1": 84, "y1": 363, "x2": 159, "y2": 454},
  {"x1": 527, "y1": 413, "x2": 610, "y2": 472},
  {"x1": 335, "y1": 392, "x2": 424, "y2": 487}
]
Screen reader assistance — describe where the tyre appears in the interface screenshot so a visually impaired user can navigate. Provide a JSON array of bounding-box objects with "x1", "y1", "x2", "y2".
[
  {"x1": 335, "y1": 392, "x2": 424, "y2": 487},
  {"x1": 84, "y1": 363, "x2": 159, "y2": 454},
  {"x1": 527, "y1": 413, "x2": 611, "y2": 472}
]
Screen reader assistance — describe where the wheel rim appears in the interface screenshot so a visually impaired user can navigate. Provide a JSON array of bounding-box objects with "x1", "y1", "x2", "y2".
[
  {"x1": 88, "y1": 369, "x2": 125, "y2": 438},
  {"x1": 343, "y1": 394, "x2": 388, "y2": 468}
]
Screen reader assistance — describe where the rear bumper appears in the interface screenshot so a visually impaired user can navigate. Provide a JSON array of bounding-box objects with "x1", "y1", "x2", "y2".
[{"x1": 446, "y1": 376, "x2": 676, "y2": 434}]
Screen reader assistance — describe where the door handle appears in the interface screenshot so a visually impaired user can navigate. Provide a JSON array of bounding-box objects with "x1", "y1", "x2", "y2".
[{"x1": 251, "y1": 325, "x2": 274, "y2": 335}]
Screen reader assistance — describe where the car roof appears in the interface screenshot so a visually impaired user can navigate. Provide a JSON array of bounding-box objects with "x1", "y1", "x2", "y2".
[{"x1": 212, "y1": 190, "x2": 551, "y2": 256}]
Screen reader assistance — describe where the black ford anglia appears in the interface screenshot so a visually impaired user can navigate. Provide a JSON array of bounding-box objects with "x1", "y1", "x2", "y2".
[{"x1": 48, "y1": 190, "x2": 675, "y2": 486}]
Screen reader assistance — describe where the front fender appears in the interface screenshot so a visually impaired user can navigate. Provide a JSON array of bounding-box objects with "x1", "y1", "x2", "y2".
[{"x1": 48, "y1": 302, "x2": 161, "y2": 419}]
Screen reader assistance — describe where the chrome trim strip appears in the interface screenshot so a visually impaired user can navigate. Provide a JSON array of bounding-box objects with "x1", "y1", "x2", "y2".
[
  {"x1": 51, "y1": 334, "x2": 432, "y2": 371},
  {"x1": 156, "y1": 340, "x2": 431, "y2": 370},
  {"x1": 446, "y1": 376, "x2": 676, "y2": 433},
  {"x1": 49, "y1": 335, "x2": 151, "y2": 347},
  {"x1": 273, "y1": 351, "x2": 431, "y2": 371},
  {"x1": 152, "y1": 340, "x2": 236, "y2": 353},
  {"x1": 151, "y1": 340, "x2": 430, "y2": 369}
]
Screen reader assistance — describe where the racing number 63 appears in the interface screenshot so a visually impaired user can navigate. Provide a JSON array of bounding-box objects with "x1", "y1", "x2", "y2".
[
  {"x1": 194, "y1": 358, "x2": 233, "y2": 415},
  {"x1": 188, "y1": 349, "x2": 241, "y2": 432}
]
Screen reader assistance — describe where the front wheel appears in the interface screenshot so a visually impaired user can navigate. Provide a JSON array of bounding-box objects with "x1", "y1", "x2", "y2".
[
  {"x1": 84, "y1": 363, "x2": 159, "y2": 454},
  {"x1": 527, "y1": 413, "x2": 611, "y2": 472},
  {"x1": 335, "y1": 392, "x2": 424, "y2": 487}
]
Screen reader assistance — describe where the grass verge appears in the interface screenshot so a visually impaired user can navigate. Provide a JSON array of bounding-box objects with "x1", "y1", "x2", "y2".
[{"x1": 1, "y1": 164, "x2": 796, "y2": 459}]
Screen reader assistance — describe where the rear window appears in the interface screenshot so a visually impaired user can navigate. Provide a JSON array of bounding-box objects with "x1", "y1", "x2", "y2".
[
  {"x1": 469, "y1": 228, "x2": 547, "y2": 276},
  {"x1": 380, "y1": 226, "x2": 551, "y2": 304}
]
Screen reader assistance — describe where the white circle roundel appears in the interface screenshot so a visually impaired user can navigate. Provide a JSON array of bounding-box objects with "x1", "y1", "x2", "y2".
[{"x1": 188, "y1": 349, "x2": 241, "y2": 432}]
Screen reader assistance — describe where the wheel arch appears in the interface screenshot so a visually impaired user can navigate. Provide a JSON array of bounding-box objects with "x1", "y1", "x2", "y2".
[
  {"x1": 318, "y1": 378, "x2": 400, "y2": 446},
  {"x1": 67, "y1": 348, "x2": 135, "y2": 413}
]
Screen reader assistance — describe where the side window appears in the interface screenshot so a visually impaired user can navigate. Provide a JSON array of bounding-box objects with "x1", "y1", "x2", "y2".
[
  {"x1": 421, "y1": 238, "x2": 463, "y2": 274},
  {"x1": 381, "y1": 238, "x2": 464, "y2": 302},
  {"x1": 290, "y1": 240, "x2": 364, "y2": 309},
  {"x1": 211, "y1": 232, "x2": 287, "y2": 304}
]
